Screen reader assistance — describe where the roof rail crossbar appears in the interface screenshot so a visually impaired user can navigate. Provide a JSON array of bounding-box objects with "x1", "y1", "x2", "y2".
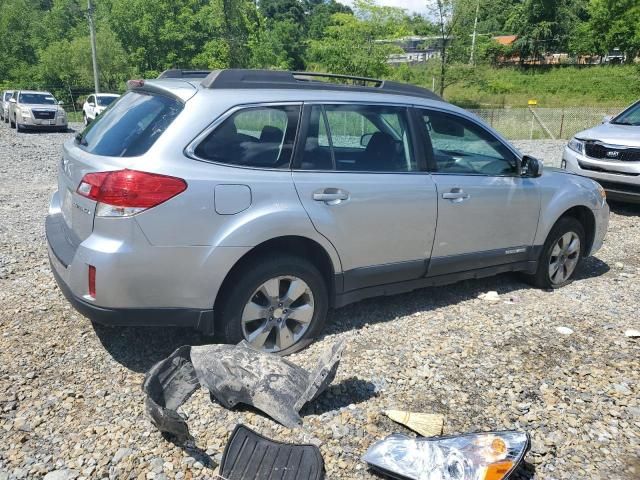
[
  {"x1": 200, "y1": 69, "x2": 441, "y2": 101},
  {"x1": 291, "y1": 71, "x2": 383, "y2": 87}
]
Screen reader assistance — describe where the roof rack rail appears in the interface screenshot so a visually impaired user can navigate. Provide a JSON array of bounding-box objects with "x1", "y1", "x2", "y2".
[
  {"x1": 157, "y1": 69, "x2": 212, "y2": 80},
  {"x1": 200, "y1": 69, "x2": 441, "y2": 101}
]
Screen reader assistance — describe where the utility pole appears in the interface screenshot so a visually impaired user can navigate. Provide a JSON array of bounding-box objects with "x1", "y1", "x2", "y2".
[
  {"x1": 469, "y1": 0, "x2": 480, "y2": 65},
  {"x1": 88, "y1": 0, "x2": 100, "y2": 93}
]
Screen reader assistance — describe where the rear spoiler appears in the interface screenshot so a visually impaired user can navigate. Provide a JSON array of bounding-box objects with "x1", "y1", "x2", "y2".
[{"x1": 126, "y1": 79, "x2": 199, "y2": 103}]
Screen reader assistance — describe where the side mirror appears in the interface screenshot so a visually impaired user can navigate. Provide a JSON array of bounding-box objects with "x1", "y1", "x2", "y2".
[
  {"x1": 602, "y1": 115, "x2": 612, "y2": 124},
  {"x1": 360, "y1": 133, "x2": 373, "y2": 147},
  {"x1": 88, "y1": 102, "x2": 95, "y2": 107},
  {"x1": 58, "y1": 100, "x2": 64, "y2": 105},
  {"x1": 521, "y1": 155, "x2": 543, "y2": 178},
  {"x1": 9, "y1": 98, "x2": 16, "y2": 103}
]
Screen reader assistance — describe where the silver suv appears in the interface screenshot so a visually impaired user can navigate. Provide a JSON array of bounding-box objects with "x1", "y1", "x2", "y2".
[
  {"x1": 8, "y1": 90, "x2": 68, "y2": 132},
  {"x1": 46, "y1": 70, "x2": 609, "y2": 354},
  {"x1": 563, "y1": 100, "x2": 640, "y2": 203}
]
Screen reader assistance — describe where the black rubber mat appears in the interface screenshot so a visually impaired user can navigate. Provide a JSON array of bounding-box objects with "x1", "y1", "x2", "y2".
[{"x1": 219, "y1": 425, "x2": 324, "y2": 480}]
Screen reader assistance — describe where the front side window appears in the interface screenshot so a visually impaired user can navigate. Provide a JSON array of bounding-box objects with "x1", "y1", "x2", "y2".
[
  {"x1": 420, "y1": 110, "x2": 518, "y2": 176},
  {"x1": 87, "y1": 95, "x2": 94, "y2": 105},
  {"x1": 76, "y1": 91, "x2": 183, "y2": 157},
  {"x1": 3, "y1": 92, "x2": 12, "y2": 101},
  {"x1": 19, "y1": 93, "x2": 56, "y2": 105},
  {"x1": 297, "y1": 104, "x2": 416, "y2": 172},
  {"x1": 194, "y1": 105, "x2": 300, "y2": 169}
]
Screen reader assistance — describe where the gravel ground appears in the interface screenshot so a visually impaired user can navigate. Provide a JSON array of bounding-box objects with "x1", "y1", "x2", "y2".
[{"x1": 0, "y1": 125, "x2": 638, "y2": 480}]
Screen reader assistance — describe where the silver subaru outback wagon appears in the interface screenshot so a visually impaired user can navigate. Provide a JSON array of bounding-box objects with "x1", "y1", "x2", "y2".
[{"x1": 46, "y1": 69, "x2": 609, "y2": 354}]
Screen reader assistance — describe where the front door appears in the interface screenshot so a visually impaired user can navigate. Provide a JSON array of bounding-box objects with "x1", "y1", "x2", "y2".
[
  {"x1": 292, "y1": 103, "x2": 438, "y2": 291},
  {"x1": 416, "y1": 108, "x2": 541, "y2": 275}
]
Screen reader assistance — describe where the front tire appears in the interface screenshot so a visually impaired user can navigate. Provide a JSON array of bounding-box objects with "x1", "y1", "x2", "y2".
[
  {"x1": 525, "y1": 217, "x2": 585, "y2": 289},
  {"x1": 10, "y1": 115, "x2": 15, "y2": 128},
  {"x1": 216, "y1": 255, "x2": 328, "y2": 355},
  {"x1": 83, "y1": 112, "x2": 88, "y2": 126}
]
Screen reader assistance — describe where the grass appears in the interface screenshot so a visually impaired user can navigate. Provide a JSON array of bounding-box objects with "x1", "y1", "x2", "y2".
[{"x1": 388, "y1": 64, "x2": 640, "y2": 109}]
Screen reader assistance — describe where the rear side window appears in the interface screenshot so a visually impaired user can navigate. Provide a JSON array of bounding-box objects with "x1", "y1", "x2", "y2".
[
  {"x1": 193, "y1": 105, "x2": 300, "y2": 169},
  {"x1": 76, "y1": 91, "x2": 182, "y2": 157},
  {"x1": 297, "y1": 104, "x2": 417, "y2": 172}
]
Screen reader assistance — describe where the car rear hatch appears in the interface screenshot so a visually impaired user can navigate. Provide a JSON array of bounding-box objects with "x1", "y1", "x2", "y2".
[{"x1": 59, "y1": 83, "x2": 192, "y2": 241}]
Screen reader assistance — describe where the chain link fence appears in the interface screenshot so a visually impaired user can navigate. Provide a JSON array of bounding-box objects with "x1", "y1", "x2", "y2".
[{"x1": 470, "y1": 105, "x2": 627, "y2": 140}]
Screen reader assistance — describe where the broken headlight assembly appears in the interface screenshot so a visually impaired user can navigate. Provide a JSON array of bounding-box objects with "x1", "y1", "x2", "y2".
[{"x1": 363, "y1": 431, "x2": 529, "y2": 480}]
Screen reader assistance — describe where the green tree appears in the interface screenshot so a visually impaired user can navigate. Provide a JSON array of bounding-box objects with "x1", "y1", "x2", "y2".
[
  {"x1": 588, "y1": 0, "x2": 640, "y2": 61},
  {"x1": 307, "y1": 0, "x2": 407, "y2": 78}
]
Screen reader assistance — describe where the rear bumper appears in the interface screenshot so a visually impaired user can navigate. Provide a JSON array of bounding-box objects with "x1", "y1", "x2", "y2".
[
  {"x1": 49, "y1": 259, "x2": 215, "y2": 333},
  {"x1": 45, "y1": 191, "x2": 226, "y2": 333},
  {"x1": 563, "y1": 146, "x2": 640, "y2": 203}
]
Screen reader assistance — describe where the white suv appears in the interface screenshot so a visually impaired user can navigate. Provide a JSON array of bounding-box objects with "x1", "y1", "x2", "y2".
[{"x1": 82, "y1": 93, "x2": 119, "y2": 125}]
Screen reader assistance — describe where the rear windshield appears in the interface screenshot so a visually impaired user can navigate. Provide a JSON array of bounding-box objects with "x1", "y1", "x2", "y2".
[
  {"x1": 75, "y1": 91, "x2": 183, "y2": 157},
  {"x1": 19, "y1": 93, "x2": 56, "y2": 104},
  {"x1": 97, "y1": 95, "x2": 118, "y2": 107}
]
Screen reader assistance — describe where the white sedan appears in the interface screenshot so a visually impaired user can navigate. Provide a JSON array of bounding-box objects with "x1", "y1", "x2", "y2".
[{"x1": 82, "y1": 93, "x2": 120, "y2": 125}]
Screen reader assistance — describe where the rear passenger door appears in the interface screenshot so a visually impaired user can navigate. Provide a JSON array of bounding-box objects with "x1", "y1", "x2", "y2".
[
  {"x1": 292, "y1": 103, "x2": 438, "y2": 292},
  {"x1": 416, "y1": 108, "x2": 541, "y2": 275}
]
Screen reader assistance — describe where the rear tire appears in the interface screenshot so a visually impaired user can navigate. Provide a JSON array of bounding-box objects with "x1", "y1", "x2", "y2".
[
  {"x1": 216, "y1": 255, "x2": 328, "y2": 355},
  {"x1": 523, "y1": 217, "x2": 585, "y2": 289}
]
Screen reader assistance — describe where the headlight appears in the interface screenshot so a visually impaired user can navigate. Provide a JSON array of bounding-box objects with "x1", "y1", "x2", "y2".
[
  {"x1": 363, "y1": 431, "x2": 529, "y2": 480},
  {"x1": 19, "y1": 107, "x2": 31, "y2": 117},
  {"x1": 568, "y1": 137, "x2": 584, "y2": 155}
]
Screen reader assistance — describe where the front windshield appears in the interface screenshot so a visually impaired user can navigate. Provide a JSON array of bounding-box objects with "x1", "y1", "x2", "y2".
[
  {"x1": 97, "y1": 95, "x2": 118, "y2": 107},
  {"x1": 19, "y1": 93, "x2": 56, "y2": 105},
  {"x1": 612, "y1": 101, "x2": 640, "y2": 126}
]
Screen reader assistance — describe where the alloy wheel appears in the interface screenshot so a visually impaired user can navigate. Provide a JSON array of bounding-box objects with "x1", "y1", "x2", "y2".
[
  {"x1": 241, "y1": 275, "x2": 314, "y2": 353},
  {"x1": 548, "y1": 232, "x2": 581, "y2": 285}
]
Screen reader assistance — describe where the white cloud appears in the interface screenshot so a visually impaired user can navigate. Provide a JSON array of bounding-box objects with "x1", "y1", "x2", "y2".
[{"x1": 338, "y1": 0, "x2": 428, "y2": 14}]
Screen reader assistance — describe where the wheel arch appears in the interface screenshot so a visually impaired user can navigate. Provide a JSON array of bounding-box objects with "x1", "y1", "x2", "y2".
[
  {"x1": 550, "y1": 205, "x2": 596, "y2": 255},
  {"x1": 214, "y1": 235, "x2": 340, "y2": 312}
]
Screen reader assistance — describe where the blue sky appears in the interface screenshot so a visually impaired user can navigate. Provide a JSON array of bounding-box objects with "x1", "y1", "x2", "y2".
[{"x1": 338, "y1": 0, "x2": 428, "y2": 14}]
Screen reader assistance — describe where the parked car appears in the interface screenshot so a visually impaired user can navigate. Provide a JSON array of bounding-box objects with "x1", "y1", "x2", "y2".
[
  {"x1": 1, "y1": 90, "x2": 14, "y2": 122},
  {"x1": 47, "y1": 69, "x2": 609, "y2": 354},
  {"x1": 8, "y1": 90, "x2": 68, "y2": 132},
  {"x1": 82, "y1": 93, "x2": 120, "y2": 125},
  {"x1": 563, "y1": 99, "x2": 640, "y2": 203}
]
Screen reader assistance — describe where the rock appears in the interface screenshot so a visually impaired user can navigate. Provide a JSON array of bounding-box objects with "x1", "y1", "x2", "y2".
[
  {"x1": 555, "y1": 326, "x2": 574, "y2": 335},
  {"x1": 149, "y1": 458, "x2": 164, "y2": 474},
  {"x1": 614, "y1": 262, "x2": 624, "y2": 270},
  {"x1": 43, "y1": 470, "x2": 80, "y2": 480},
  {"x1": 478, "y1": 291, "x2": 501, "y2": 302},
  {"x1": 111, "y1": 448, "x2": 133, "y2": 465},
  {"x1": 624, "y1": 329, "x2": 640, "y2": 338}
]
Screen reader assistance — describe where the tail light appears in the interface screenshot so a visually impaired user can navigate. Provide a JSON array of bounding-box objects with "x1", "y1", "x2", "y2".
[{"x1": 77, "y1": 169, "x2": 187, "y2": 217}]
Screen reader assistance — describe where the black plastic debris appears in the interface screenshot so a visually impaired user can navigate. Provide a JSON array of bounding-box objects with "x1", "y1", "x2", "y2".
[
  {"x1": 143, "y1": 340, "x2": 346, "y2": 443},
  {"x1": 220, "y1": 424, "x2": 324, "y2": 480}
]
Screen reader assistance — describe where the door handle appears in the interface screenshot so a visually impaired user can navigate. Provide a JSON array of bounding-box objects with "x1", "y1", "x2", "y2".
[
  {"x1": 442, "y1": 188, "x2": 470, "y2": 202},
  {"x1": 312, "y1": 188, "x2": 349, "y2": 204}
]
